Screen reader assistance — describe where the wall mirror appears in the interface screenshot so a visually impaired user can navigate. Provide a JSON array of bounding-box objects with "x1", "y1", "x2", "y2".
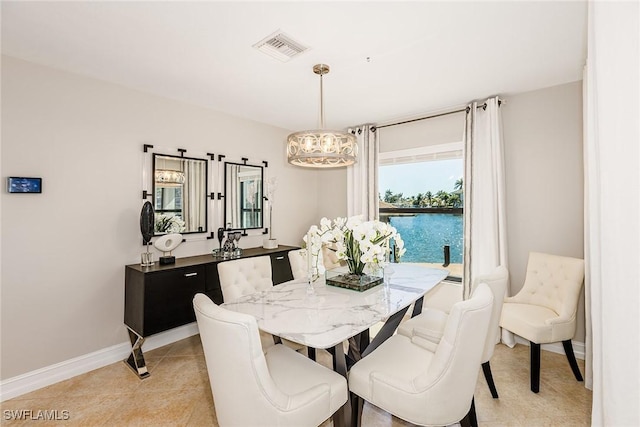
[
  {"x1": 153, "y1": 154, "x2": 208, "y2": 235},
  {"x1": 224, "y1": 162, "x2": 263, "y2": 230}
]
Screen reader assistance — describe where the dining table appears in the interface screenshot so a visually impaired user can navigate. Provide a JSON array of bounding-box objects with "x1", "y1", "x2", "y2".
[{"x1": 222, "y1": 263, "x2": 449, "y2": 425}]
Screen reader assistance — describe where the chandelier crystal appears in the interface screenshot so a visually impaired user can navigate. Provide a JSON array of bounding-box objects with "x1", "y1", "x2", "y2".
[{"x1": 287, "y1": 64, "x2": 358, "y2": 168}]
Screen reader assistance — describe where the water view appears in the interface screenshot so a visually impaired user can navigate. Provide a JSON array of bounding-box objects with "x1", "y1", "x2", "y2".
[{"x1": 388, "y1": 213, "x2": 463, "y2": 264}]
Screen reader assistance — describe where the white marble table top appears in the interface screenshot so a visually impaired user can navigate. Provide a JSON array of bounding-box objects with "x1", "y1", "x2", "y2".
[{"x1": 222, "y1": 263, "x2": 448, "y2": 349}]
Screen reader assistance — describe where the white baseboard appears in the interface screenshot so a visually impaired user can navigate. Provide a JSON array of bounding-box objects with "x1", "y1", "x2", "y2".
[
  {"x1": 513, "y1": 336, "x2": 586, "y2": 360},
  {"x1": 0, "y1": 323, "x2": 199, "y2": 402}
]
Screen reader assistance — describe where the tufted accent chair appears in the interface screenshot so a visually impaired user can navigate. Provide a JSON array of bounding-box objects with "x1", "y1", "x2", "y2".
[
  {"x1": 500, "y1": 252, "x2": 585, "y2": 393},
  {"x1": 193, "y1": 294, "x2": 348, "y2": 427},
  {"x1": 397, "y1": 265, "x2": 509, "y2": 398},
  {"x1": 217, "y1": 256, "x2": 273, "y2": 302},
  {"x1": 349, "y1": 284, "x2": 494, "y2": 427}
]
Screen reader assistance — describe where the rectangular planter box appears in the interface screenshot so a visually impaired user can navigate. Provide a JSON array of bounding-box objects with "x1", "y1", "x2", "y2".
[{"x1": 325, "y1": 268, "x2": 383, "y2": 292}]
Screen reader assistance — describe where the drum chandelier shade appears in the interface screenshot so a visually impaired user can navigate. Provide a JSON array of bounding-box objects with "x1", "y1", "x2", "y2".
[
  {"x1": 155, "y1": 169, "x2": 185, "y2": 186},
  {"x1": 287, "y1": 64, "x2": 358, "y2": 168}
]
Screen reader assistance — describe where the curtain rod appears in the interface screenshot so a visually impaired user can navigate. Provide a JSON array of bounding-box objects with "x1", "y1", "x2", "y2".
[
  {"x1": 376, "y1": 99, "x2": 503, "y2": 130},
  {"x1": 376, "y1": 108, "x2": 465, "y2": 129}
]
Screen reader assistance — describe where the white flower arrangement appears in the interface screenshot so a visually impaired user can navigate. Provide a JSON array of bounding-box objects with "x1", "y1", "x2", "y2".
[
  {"x1": 155, "y1": 214, "x2": 186, "y2": 233},
  {"x1": 304, "y1": 215, "x2": 406, "y2": 280},
  {"x1": 265, "y1": 177, "x2": 278, "y2": 240}
]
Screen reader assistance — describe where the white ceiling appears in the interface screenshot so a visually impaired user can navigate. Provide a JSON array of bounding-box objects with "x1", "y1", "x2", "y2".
[{"x1": 1, "y1": 1, "x2": 587, "y2": 131}]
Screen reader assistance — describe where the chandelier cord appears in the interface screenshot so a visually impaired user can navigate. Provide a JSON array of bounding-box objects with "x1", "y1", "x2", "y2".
[{"x1": 319, "y1": 73, "x2": 325, "y2": 129}]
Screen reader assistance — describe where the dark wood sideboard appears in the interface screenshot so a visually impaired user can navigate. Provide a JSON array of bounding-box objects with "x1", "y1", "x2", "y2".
[{"x1": 124, "y1": 245, "x2": 298, "y2": 378}]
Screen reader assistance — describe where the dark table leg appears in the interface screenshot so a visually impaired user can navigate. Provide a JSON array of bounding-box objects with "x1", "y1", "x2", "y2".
[
  {"x1": 362, "y1": 306, "x2": 409, "y2": 358},
  {"x1": 330, "y1": 302, "x2": 417, "y2": 426},
  {"x1": 411, "y1": 296, "x2": 424, "y2": 317},
  {"x1": 332, "y1": 342, "x2": 351, "y2": 427}
]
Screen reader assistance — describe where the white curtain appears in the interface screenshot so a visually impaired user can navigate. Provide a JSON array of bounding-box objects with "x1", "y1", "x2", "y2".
[
  {"x1": 183, "y1": 159, "x2": 206, "y2": 232},
  {"x1": 347, "y1": 125, "x2": 379, "y2": 220},
  {"x1": 584, "y1": 2, "x2": 639, "y2": 424},
  {"x1": 225, "y1": 164, "x2": 240, "y2": 228},
  {"x1": 462, "y1": 97, "x2": 510, "y2": 342},
  {"x1": 462, "y1": 97, "x2": 509, "y2": 296}
]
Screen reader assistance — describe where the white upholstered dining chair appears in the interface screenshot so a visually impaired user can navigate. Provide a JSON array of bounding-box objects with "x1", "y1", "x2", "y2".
[
  {"x1": 322, "y1": 245, "x2": 342, "y2": 270},
  {"x1": 397, "y1": 265, "x2": 509, "y2": 398},
  {"x1": 217, "y1": 255, "x2": 273, "y2": 302},
  {"x1": 217, "y1": 256, "x2": 304, "y2": 352},
  {"x1": 500, "y1": 252, "x2": 585, "y2": 393},
  {"x1": 349, "y1": 283, "x2": 494, "y2": 427},
  {"x1": 193, "y1": 294, "x2": 348, "y2": 427},
  {"x1": 288, "y1": 247, "x2": 343, "y2": 281},
  {"x1": 287, "y1": 249, "x2": 307, "y2": 280}
]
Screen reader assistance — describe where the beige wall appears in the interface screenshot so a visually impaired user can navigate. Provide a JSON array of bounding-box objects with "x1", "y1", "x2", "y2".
[
  {"x1": 315, "y1": 168, "x2": 348, "y2": 221},
  {"x1": 503, "y1": 81, "x2": 585, "y2": 341},
  {"x1": 0, "y1": 56, "x2": 324, "y2": 379}
]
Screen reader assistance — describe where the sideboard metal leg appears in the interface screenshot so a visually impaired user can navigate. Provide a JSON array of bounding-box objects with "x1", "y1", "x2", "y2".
[{"x1": 125, "y1": 327, "x2": 149, "y2": 379}]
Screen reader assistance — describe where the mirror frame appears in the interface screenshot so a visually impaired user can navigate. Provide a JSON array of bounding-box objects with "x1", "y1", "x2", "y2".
[
  {"x1": 223, "y1": 161, "x2": 264, "y2": 231},
  {"x1": 152, "y1": 153, "x2": 208, "y2": 236}
]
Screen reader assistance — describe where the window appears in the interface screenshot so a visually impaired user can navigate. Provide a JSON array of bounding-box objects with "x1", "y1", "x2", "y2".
[
  {"x1": 379, "y1": 143, "x2": 463, "y2": 279},
  {"x1": 155, "y1": 187, "x2": 183, "y2": 215}
]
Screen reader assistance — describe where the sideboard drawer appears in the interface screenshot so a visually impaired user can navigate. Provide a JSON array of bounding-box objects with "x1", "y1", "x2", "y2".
[
  {"x1": 204, "y1": 263, "x2": 224, "y2": 305},
  {"x1": 270, "y1": 253, "x2": 293, "y2": 285},
  {"x1": 142, "y1": 265, "x2": 205, "y2": 336},
  {"x1": 125, "y1": 245, "x2": 298, "y2": 338}
]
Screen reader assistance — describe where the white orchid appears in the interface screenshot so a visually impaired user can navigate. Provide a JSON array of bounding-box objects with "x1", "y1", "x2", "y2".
[
  {"x1": 305, "y1": 215, "x2": 405, "y2": 278},
  {"x1": 155, "y1": 214, "x2": 186, "y2": 233}
]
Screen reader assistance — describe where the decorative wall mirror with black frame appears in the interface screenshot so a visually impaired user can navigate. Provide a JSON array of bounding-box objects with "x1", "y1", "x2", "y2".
[
  {"x1": 153, "y1": 153, "x2": 208, "y2": 235},
  {"x1": 223, "y1": 161, "x2": 263, "y2": 231}
]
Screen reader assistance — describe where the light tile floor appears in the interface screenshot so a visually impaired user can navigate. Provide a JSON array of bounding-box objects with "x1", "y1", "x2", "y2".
[{"x1": 1, "y1": 337, "x2": 591, "y2": 426}]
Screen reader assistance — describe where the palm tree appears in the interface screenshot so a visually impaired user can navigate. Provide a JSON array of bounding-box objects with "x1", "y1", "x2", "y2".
[
  {"x1": 425, "y1": 191, "x2": 433, "y2": 206},
  {"x1": 435, "y1": 190, "x2": 449, "y2": 207},
  {"x1": 454, "y1": 178, "x2": 463, "y2": 191},
  {"x1": 449, "y1": 193, "x2": 462, "y2": 208},
  {"x1": 383, "y1": 189, "x2": 394, "y2": 203}
]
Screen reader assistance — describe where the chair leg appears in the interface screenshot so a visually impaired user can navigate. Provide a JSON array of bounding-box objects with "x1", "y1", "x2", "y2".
[
  {"x1": 482, "y1": 361, "x2": 499, "y2": 398},
  {"x1": 530, "y1": 342, "x2": 541, "y2": 393},
  {"x1": 460, "y1": 396, "x2": 478, "y2": 427},
  {"x1": 350, "y1": 392, "x2": 363, "y2": 427},
  {"x1": 562, "y1": 340, "x2": 584, "y2": 382},
  {"x1": 469, "y1": 397, "x2": 478, "y2": 427},
  {"x1": 332, "y1": 404, "x2": 346, "y2": 427}
]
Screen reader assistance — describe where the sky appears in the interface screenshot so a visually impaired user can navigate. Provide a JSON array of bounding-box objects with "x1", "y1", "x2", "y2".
[{"x1": 379, "y1": 159, "x2": 463, "y2": 197}]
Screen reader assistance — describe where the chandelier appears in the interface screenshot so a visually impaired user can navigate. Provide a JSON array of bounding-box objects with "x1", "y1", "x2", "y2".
[
  {"x1": 287, "y1": 64, "x2": 358, "y2": 168},
  {"x1": 155, "y1": 169, "x2": 185, "y2": 186}
]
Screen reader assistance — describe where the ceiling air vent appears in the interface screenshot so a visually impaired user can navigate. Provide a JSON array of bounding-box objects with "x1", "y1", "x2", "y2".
[{"x1": 253, "y1": 31, "x2": 309, "y2": 62}]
